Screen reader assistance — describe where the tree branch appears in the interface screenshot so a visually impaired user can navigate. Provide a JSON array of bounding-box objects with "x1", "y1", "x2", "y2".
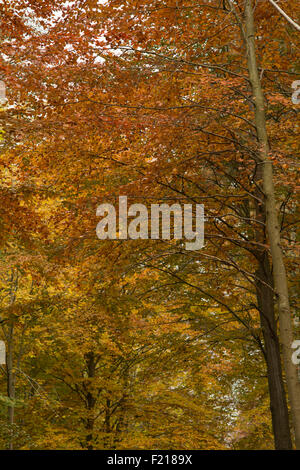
[{"x1": 268, "y1": 0, "x2": 300, "y2": 31}]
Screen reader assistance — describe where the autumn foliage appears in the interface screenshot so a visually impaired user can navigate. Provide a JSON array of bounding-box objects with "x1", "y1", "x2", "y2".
[{"x1": 0, "y1": 0, "x2": 299, "y2": 450}]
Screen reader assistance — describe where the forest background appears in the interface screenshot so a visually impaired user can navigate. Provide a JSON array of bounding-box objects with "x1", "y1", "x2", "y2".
[{"x1": 0, "y1": 0, "x2": 299, "y2": 450}]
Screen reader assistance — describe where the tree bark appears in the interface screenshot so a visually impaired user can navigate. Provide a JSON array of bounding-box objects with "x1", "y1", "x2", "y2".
[{"x1": 255, "y1": 253, "x2": 292, "y2": 449}]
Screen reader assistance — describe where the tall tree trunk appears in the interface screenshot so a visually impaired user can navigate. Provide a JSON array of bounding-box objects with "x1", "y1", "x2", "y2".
[
  {"x1": 252, "y1": 130, "x2": 292, "y2": 449},
  {"x1": 244, "y1": 0, "x2": 300, "y2": 448},
  {"x1": 256, "y1": 253, "x2": 292, "y2": 449}
]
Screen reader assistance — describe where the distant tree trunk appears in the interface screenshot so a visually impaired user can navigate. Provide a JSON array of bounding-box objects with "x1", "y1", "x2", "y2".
[
  {"x1": 103, "y1": 398, "x2": 112, "y2": 449},
  {"x1": 84, "y1": 351, "x2": 96, "y2": 450},
  {"x1": 4, "y1": 270, "x2": 18, "y2": 451},
  {"x1": 112, "y1": 366, "x2": 130, "y2": 449},
  {"x1": 244, "y1": 0, "x2": 300, "y2": 448},
  {"x1": 6, "y1": 321, "x2": 15, "y2": 451}
]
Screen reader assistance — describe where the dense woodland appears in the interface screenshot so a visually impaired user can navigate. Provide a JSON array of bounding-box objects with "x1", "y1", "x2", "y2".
[{"x1": 0, "y1": 0, "x2": 299, "y2": 450}]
